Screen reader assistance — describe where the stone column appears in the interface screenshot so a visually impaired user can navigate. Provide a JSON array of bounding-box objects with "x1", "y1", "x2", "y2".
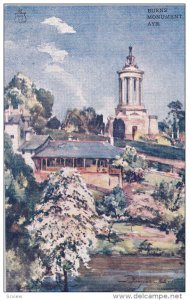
[
  {"x1": 139, "y1": 79, "x2": 143, "y2": 105},
  {"x1": 136, "y1": 78, "x2": 139, "y2": 105},
  {"x1": 128, "y1": 78, "x2": 132, "y2": 105},
  {"x1": 126, "y1": 78, "x2": 128, "y2": 104},
  {"x1": 119, "y1": 78, "x2": 122, "y2": 105},
  {"x1": 121, "y1": 78, "x2": 126, "y2": 105}
]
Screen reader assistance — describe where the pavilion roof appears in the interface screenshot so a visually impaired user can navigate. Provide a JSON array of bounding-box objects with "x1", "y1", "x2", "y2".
[{"x1": 33, "y1": 140, "x2": 123, "y2": 159}]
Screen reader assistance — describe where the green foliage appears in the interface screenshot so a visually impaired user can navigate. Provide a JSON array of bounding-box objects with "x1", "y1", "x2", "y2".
[
  {"x1": 62, "y1": 106, "x2": 105, "y2": 135},
  {"x1": 162, "y1": 100, "x2": 185, "y2": 138},
  {"x1": 138, "y1": 240, "x2": 153, "y2": 255},
  {"x1": 4, "y1": 73, "x2": 54, "y2": 133},
  {"x1": 4, "y1": 133, "x2": 41, "y2": 250},
  {"x1": 113, "y1": 118, "x2": 125, "y2": 139},
  {"x1": 96, "y1": 186, "x2": 127, "y2": 218},
  {"x1": 176, "y1": 223, "x2": 185, "y2": 245},
  {"x1": 126, "y1": 140, "x2": 185, "y2": 161},
  {"x1": 32, "y1": 116, "x2": 47, "y2": 134},
  {"x1": 152, "y1": 180, "x2": 184, "y2": 211},
  {"x1": 113, "y1": 146, "x2": 147, "y2": 183},
  {"x1": 47, "y1": 116, "x2": 61, "y2": 129},
  {"x1": 5, "y1": 133, "x2": 44, "y2": 291},
  {"x1": 35, "y1": 88, "x2": 54, "y2": 119}
]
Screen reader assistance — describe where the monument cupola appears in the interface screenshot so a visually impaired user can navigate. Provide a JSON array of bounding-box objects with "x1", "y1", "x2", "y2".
[{"x1": 117, "y1": 46, "x2": 144, "y2": 108}]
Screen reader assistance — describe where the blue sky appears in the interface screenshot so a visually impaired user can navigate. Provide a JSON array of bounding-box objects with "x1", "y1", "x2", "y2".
[{"x1": 4, "y1": 5, "x2": 185, "y2": 121}]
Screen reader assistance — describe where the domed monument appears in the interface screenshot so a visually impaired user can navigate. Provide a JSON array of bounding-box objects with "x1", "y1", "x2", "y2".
[{"x1": 107, "y1": 46, "x2": 159, "y2": 140}]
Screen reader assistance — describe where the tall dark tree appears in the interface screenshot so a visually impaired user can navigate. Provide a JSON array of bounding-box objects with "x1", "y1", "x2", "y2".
[
  {"x1": 113, "y1": 118, "x2": 125, "y2": 139},
  {"x1": 35, "y1": 88, "x2": 54, "y2": 119},
  {"x1": 4, "y1": 133, "x2": 41, "y2": 250},
  {"x1": 166, "y1": 100, "x2": 185, "y2": 138},
  {"x1": 47, "y1": 116, "x2": 61, "y2": 129}
]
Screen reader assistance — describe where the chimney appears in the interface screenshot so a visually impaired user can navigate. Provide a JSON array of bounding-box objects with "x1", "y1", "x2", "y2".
[
  {"x1": 25, "y1": 130, "x2": 32, "y2": 141},
  {"x1": 5, "y1": 110, "x2": 9, "y2": 123},
  {"x1": 110, "y1": 136, "x2": 114, "y2": 146}
]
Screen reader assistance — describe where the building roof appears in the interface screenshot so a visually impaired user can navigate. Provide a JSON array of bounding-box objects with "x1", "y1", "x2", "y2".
[
  {"x1": 18, "y1": 135, "x2": 52, "y2": 151},
  {"x1": 33, "y1": 140, "x2": 123, "y2": 159},
  {"x1": 5, "y1": 114, "x2": 23, "y2": 125}
]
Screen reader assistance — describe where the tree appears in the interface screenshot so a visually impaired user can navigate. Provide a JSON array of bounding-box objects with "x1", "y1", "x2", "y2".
[
  {"x1": 47, "y1": 116, "x2": 61, "y2": 130},
  {"x1": 113, "y1": 118, "x2": 125, "y2": 139},
  {"x1": 35, "y1": 88, "x2": 54, "y2": 119},
  {"x1": 138, "y1": 240, "x2": 153, "y2": 255},
  {"x1": 62, "y1": 107, "x2": 105, "y2": 135},
  {"x1": 152, "y1": 180, "x2": 184, "y2": 211},
  {"x1": 5, "y1": 134, "x2": 41, "y2": 248},
  {"x1": 4, "y1": 73, "x2": 55, "y2": 133},
  {"x1": 113, "y1": 146, "x2": 148, "y2": 182},
  {"x1": 32, "y1": 116, "x2": 47, "y2": 134},
  {"x1": 5, "y1": 133, "x2": 43, "y2": 291},
  {"x1": 165, "y1": 100, "x2": 185, "y2": 139},
  {"x1": 176, "y1": 222, "x2": 185, "y2": 258},
  {"x1": 6, "y1": 249, "x2": 45, "y2": 292},
  {"x1": 27, "y1": 168, "x2": 106, "y2": 291},
  {"x1": 96, "y1": 186, "x2": 127, "y2": 242}
]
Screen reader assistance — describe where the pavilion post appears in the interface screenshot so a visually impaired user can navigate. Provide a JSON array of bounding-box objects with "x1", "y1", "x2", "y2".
[
  {"x1": 83, "y1": 158, "x2": 86, "y2": 168},
  {"x1": 96, "y1": 159, "x2": 99, "y2": 172},
  {"x1": 73, "y1": 158, "x2": 75, "y2": 168},
  {"x1": 107, "y1": 159, "x2": 110, "y2": 173},
  {"x1": 40, "y1": 158, "x2": 42, "y2": 171},
  {"x1": 45, "y1": 158, "x2": 47, "y2": 171}
]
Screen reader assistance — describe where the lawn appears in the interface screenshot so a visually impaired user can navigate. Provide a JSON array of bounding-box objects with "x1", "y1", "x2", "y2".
[
  {"x1": 93, "y1": 224, "x2": 180, "y2": 256},
  {"x1": 144, "y1": 172, "x2": 179, "y2": 187},
  {"x1": 90, "y1": 189, "x2": 104, "y2": 200}
]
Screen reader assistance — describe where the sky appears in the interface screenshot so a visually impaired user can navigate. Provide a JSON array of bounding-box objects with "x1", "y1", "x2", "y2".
[{"x1": 4, "y1": 4, "x2": 185, "y2": 122}]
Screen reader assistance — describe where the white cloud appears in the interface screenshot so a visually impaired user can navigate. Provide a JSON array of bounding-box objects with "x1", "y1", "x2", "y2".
[
  {"x1": 37, "y1": 43, "x2": 68, "y2": 63},
  {"x1": 41, "y1": 17, "x2": 76, "y2": 34},
  {"x1": 5, "y1": 40, "x2": 16, "y2": 49}
]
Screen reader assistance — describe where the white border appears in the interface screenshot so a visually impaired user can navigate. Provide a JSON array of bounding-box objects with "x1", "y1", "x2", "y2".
[{"x1": 0, "y1": 1, "x2": 187, "y2": 300}]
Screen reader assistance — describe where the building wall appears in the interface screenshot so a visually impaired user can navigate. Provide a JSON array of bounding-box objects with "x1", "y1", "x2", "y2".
[
  {"x1": 149, "y1": 117, "x2": 159, "y2": 135},
  {"x1": 22, "y1": 152, "x2": 36, "y2": 170},
  {"x1": 5, "y1": 124, "x2": 20, "y2": 152}
]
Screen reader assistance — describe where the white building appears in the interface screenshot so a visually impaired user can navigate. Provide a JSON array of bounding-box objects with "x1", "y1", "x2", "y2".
[
  {"x1": 107, "y1": 46, "x2": 159, "y2": 140},
  {"x1": 4, "y1": 105, "x2": 51, "y2": 170}
]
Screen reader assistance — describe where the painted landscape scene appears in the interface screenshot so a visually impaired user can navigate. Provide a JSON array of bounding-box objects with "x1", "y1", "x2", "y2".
[{"x1": 4, "y1": 5, "x2": 185, "y2": 293}]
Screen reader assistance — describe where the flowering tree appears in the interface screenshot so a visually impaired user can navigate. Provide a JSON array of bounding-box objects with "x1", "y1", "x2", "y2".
[
  {"x1": 28, "y1": 168, "x2": 106, "y2": 291},
  {"x1": 113, "y1": 146, "x2": 148, "y2": 182}
]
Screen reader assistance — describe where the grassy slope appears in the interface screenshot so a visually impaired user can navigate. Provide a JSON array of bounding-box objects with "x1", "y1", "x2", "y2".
[
  {"x1": 144, "y1": 172, "x2": 179, "y2": 186},
  {"x1": 93, "y1": 224, "x2": 180, "y2": 256},
  {"x1": 91, "y1": 172, "x2": 181, "y2": 256}
]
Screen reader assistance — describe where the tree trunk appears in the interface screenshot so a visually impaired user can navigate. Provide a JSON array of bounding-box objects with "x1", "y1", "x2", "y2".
[
  {"x1": 63, "y1": 269, "x2": 68, "y2": 292},
  {"x1": 107, "y1": 222, "x2": 114, "y2": 242}
]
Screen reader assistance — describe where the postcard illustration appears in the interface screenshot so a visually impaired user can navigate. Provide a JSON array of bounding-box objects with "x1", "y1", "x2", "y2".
[{"x1": 4, "y1": 4, "x2": 185, "y2": 293}]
